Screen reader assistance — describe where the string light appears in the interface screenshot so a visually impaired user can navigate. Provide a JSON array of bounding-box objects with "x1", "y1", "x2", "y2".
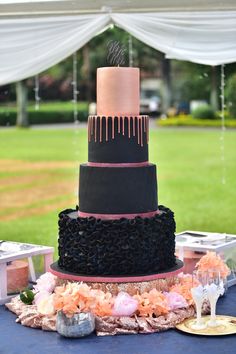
[
  {"x1": 71, "y1": 51, "x2": 80, "y2": 198},
  {"x1": 72, "y1": 51, "x2": 79, "y2": 124},
  {"x1": 128, "y1": 34, "x2": 133, "y2": 67},
  {"x1": 220, "y1": 64, "x2": 226, "y2": 185},
  {"x1": 34, "y1": 74, "x2": 40, "y2": 110}
]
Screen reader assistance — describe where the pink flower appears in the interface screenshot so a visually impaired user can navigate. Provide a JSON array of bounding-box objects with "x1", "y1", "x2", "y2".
[
  {"x1": 34, "y1": 272, "x2": 57, "y2": 294},
  {"x1": 164, "y1": 291, "x2": 188, "y2": 310},
  {"x1": 112, "y1": 292, "x2": 138, "y2": 317}
]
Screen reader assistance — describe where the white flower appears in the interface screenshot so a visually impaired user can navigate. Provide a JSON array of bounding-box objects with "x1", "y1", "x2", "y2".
[
  {"x1": 37, "y1": 294, "x2": 55, "y2": 316},
  {"x1": 34, "y1": 290, "x2": 51, "y2": 306},
  {"x1": 34, "y1": 272, "x2": 57, "y2": 294}
]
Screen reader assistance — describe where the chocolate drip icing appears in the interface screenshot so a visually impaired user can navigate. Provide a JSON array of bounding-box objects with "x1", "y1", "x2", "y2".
[
  {"x1": 122, "y1": 116, "x2": 125, "y2": 136},
  {"x1": 94, "y1": 116, "x2": 97, "y2": 142},
  {"x1": 128, "y1": 117, "x2": 131, "y2": 138},
  {"x1": 88, "y1": 116, "x2": 149, "y2": 146},
  {"x1": 105, "y1": 116, "x2": 109, "y2": 141},
  {"x1": 132, "y1": 116, "x2": 135, "y2": 137},
  {"x1": 100, "y1": 116, "x2": 103, "y2": 143},
  {"x1": 112, "y1": 117, "x2": 115, "y2": 139},
  {"x1": 118, "y1": 116, "x2": 121, "y2": 134}
]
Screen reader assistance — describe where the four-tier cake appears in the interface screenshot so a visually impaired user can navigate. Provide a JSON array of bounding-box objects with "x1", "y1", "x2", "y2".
[{"x1": 51, "y1": 67, "x2": 180, "y2": 280}]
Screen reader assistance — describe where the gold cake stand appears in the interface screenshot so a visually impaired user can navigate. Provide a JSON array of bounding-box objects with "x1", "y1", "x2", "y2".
[{"x1": 176, "y1": 315, "x2": 236, "y2": 336}]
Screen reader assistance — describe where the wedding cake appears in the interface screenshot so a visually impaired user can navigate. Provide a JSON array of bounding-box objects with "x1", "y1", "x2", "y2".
[{"x1": 56, "y1": 67, "x2": 177, "y2": 277}]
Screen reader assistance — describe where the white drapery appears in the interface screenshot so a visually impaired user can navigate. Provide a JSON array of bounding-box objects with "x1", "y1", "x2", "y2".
[
  {"x1": 112, "y1": 12, "x2": 236, "y2": 66},
  {"x1": 0, "y1": 14, "x2": 110, "y2": 85},
  {"x1": 0, "y1": 10, "x2": 236, "y2": 85}
]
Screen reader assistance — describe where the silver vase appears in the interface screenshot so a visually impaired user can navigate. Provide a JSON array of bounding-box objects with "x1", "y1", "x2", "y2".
[{"x1": 56, "y1": 311, "x2": 95, "y2": 338}]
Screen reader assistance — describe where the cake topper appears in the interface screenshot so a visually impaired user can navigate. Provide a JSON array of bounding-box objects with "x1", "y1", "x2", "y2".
[{"x1": 107, "y1": 40, "x2": 126, "y2": 66}]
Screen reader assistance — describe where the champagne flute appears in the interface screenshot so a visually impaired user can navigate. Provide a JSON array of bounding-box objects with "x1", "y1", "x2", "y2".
[
  {"x1": 206, "y1": 270, "x2": 223, "y2": 327},
  {"x1": 191, "y1": 270, "x2": 208, "y2": 330}
]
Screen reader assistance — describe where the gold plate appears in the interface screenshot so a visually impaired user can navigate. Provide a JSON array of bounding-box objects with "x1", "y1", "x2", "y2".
[{"x1": 176, "y1": 315, "x2": 236, "y2": 336}]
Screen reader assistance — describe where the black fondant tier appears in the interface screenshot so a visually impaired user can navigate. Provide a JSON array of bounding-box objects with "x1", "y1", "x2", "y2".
[
  {"x1": 88, "y1": 116, "x2": 148, "y2": 163},
  {"x1": 58, "y1": 205, "x2": 176, "y2": 276},
  {"x1": 79, "y1": 163, "x2": 157, "y2": 214}
]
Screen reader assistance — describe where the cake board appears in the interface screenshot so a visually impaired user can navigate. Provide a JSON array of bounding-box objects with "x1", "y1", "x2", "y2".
[{"x1": 50, "y1": 259, "x2": 184, "y2": 295}]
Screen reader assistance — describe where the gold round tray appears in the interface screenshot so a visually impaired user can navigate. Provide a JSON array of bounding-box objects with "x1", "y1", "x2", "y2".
[{"x1": 176, "y1": 315, "x2": 236, "y2": 336}]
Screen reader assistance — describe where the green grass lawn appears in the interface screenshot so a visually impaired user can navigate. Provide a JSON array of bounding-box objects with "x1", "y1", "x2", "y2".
[{"x1": 0, "y1": 127, "x2": 236, "y2": 267}]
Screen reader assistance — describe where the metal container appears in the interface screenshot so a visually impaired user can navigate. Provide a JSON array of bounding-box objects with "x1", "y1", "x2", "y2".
[{"x1": 56, "y1": 311, "x2": 95, "y2": 338}]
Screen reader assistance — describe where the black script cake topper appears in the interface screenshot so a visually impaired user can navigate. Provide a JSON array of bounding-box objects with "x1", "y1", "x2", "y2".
[{"x1": 107, "y1": 40, "x2": 126, "y2": 66}]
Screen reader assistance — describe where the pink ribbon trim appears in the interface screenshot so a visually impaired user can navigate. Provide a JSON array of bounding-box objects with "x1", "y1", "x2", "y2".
[
  {"x1": 87, "y1": 161, "x2": 149, "y2": 167},
  {"x1": 78, "y1": 210, "x2": 160, "y2": 220}
]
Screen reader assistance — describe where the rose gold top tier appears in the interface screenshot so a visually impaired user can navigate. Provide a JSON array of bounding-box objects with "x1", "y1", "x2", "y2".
[{"x1": 96, "y1": 67, "x2": 140, "y2": 116}]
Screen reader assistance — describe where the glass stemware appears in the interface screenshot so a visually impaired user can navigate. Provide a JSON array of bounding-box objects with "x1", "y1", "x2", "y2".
[
  {"x1": 191, "y1": 270, "x2": 208, "y2": 330},
  {"x1": 206, "y1": 270, "x2": 224, "y2": 327}
]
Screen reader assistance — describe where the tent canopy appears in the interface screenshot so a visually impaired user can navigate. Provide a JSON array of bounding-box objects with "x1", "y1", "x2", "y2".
[
  {"x1": 1, "y1": 1, "x2": 236, "y2": 16},
  {"x1": 0, "y1": 0, "x2": 236, "y2": 85}
]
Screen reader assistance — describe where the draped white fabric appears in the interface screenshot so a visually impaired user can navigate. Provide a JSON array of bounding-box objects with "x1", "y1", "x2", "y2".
[
  {"x1": 112, "y1": 12, "x2": 236, "y2": 66},
  {"x1": 0, "y1": 14, "x2": 110, "y2": 85},
  {"x1": 0, "y1": 10, "x2": 236, "y2": 85}
]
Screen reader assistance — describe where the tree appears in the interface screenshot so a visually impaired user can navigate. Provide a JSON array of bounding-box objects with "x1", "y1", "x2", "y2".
[
  {"x1": 16, "y1": 80, "x2": 29, "y2": 127},
  {"x1": 225, "y1": 73, "x2": 236, "y2": 117},
  {"x1": 160, "y1": 54, "x2": 172, "y2": 113},
  {"x1": 210, "y1": 66, "x2": 219, "y2": 111}
]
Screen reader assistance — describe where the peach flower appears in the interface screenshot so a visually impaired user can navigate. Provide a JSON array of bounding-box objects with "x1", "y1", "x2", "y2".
[
  {"x1": 196, "y1": 251, "x2": 230, "y2": 278},
  {"x1": 133, "y1": 289, "x2": 169, "y2": 317},
  {"x1": 53, "y1": 282, "x2": 114, "y2": 317},
  {"x1": 90, "y1": 289, "x2": 114, "y2": 317}
]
